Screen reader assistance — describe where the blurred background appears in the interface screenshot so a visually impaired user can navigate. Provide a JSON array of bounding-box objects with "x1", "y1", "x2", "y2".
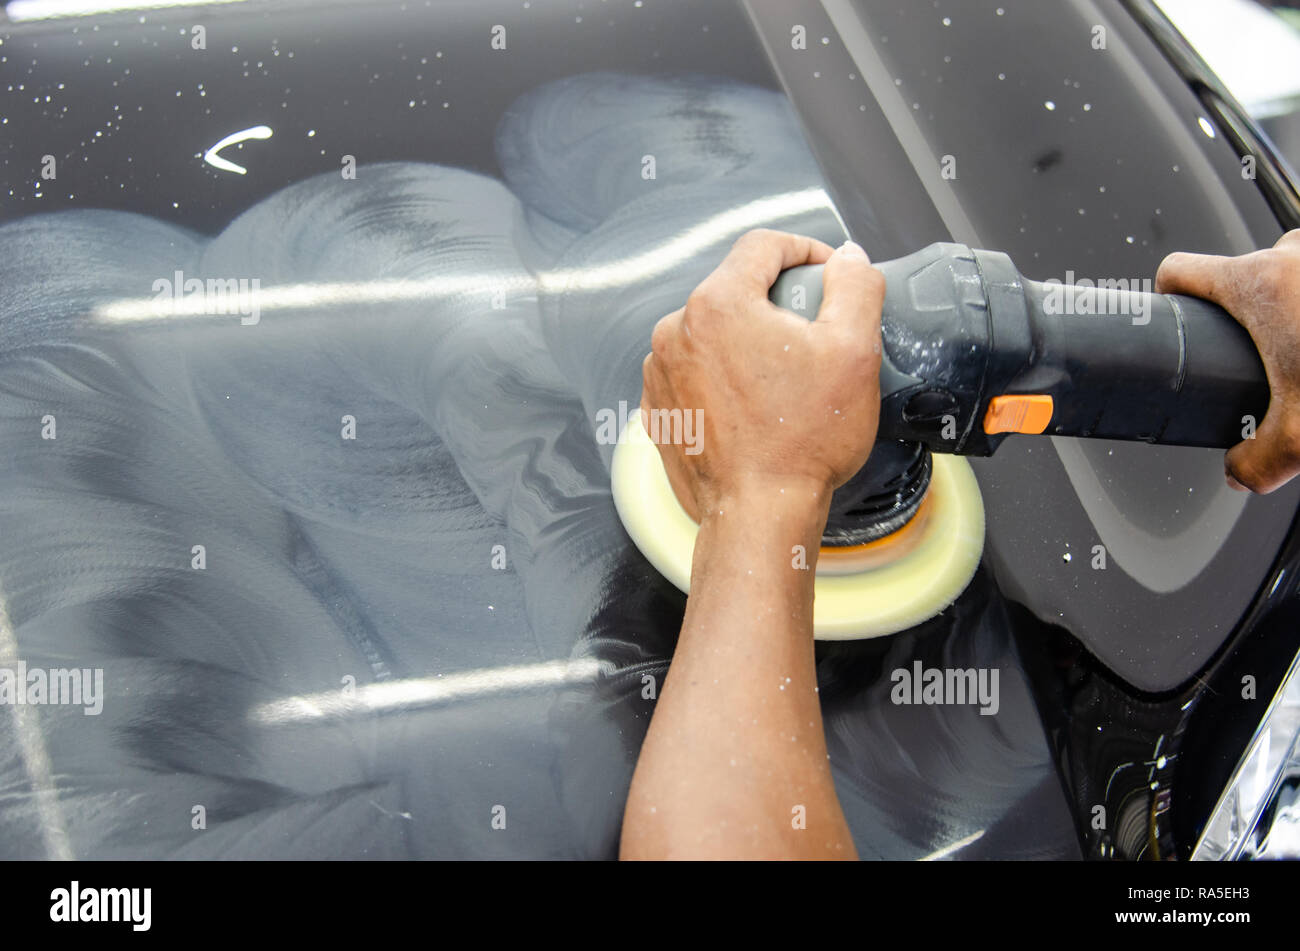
[{"x1": 1157, "y1": 0, "x2": 1300, "y2": 167}]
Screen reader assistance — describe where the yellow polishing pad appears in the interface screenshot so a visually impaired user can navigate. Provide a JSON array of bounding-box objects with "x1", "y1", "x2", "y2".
[{"x1": 611, "y1": 414, "x2": 986, "y2": 639}]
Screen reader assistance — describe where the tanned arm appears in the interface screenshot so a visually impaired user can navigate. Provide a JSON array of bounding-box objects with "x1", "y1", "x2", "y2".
[{"x1": 620, "y1": 229, "x2": 885, "y2": 860}]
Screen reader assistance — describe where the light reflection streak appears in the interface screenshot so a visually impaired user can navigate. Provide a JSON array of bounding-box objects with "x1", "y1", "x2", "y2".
[
  {"x1": 0, "y1": 590, "x2": 74, "y2": 859},
  {"x1": 918, "y1": 828, "x2": 985, "y2": 861},
  {"x1": 251, "y1": 657, "x2": 607, "y2": 727},
  {"x1": 93, "y1": 187, "x2": 833, "y2": 323},
  {"x1": 7, "y1": 0, "x2": 247, "y2": 20}
]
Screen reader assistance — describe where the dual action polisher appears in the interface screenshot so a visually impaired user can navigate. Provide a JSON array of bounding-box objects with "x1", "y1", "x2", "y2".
[{"x1": 611, "y1": 242, "x2": 1269, "y2": 638}]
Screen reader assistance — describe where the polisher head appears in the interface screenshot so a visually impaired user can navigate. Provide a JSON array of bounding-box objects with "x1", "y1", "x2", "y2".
[{"x1": 611, "y1": 414, "x2": 986, "y2": 639}]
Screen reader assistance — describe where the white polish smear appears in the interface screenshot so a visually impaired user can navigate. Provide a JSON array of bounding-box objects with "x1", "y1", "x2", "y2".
[{"x1": 0, "y1": 72, "x2": 853, "y2": 857}]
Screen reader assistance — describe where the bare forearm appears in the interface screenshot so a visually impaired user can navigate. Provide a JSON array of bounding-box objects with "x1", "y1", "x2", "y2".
[{"x1": 620, "y1": 479, "x2": 857, "y2": 860}]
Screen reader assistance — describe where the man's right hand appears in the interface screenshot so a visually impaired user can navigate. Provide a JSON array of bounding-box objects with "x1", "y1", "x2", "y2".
[{"x1": 1156, "y1": 229, "x2": 1300, "y2": 493}]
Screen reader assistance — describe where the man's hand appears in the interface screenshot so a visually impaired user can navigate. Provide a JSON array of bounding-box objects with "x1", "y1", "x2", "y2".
[
  {"x1": 1156, "y1": 229, "x2": 1300, "y2": 493},
  {"x1": 642, "y1": 229, "x2": 885, "y2": 521}
]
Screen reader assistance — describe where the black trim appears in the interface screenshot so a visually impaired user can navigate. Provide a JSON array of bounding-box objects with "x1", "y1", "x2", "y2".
[{"x1": 1119, "y1": 0, "x2": 1300, "y2": 229}]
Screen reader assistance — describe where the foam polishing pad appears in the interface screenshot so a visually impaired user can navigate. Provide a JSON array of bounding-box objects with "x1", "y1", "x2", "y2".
[{"x1": 611, "y1": 414, "x2": 986, "y2": 639}]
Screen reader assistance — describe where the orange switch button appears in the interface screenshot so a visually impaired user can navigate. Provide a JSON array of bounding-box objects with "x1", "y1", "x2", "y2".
[{"x1": 983, "y1": 394, "x2": 1054, "y2": 435}]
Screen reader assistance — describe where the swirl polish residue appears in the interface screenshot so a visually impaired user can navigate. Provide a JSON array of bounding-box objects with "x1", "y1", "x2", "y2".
[{"x1": 0, "y1": 72, "x2": 1073, "y2": 859}]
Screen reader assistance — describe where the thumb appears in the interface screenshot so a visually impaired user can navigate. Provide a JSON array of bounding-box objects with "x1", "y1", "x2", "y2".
[
  {"x1": 1225, "y1": 410, "x2": 1300, "y2": 493},
  {"x1": 816, "y1": 240, "x2": 885, "y2": 340},
  {"x1": 1154, "y1": 250, "x2": 1239, "y2": 307}
]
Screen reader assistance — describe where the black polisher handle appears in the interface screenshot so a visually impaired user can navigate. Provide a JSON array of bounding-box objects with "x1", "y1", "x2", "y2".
[{"x1": 767, "y1": 242, "x2": 1269, "y2": 456}]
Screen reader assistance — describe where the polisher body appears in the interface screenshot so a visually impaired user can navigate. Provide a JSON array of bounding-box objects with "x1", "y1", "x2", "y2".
[{"x1": 770, "y1": 242, "x2": 1268, "y2": 457}]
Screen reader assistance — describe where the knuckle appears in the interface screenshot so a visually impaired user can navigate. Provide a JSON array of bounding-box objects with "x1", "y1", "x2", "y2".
[
  {"x1": 650, "y1": 316, "x2": 673, "y2": 355},
  {"x1": 685, "y1": 285, "x2": 718, "y2": 319},
  {"x1": 1226, "y1": 251, "x2": 1282, "y2": 309},
  {"x1": 856, "y1": 342, "x2": 883, "y2": 375},
  {"x1": 1154, "y1": 253, "x2": 1188, "y2": 290},
  {"x1": 734, "y1": 228, "x2": 774, "y2": 250},
  {"x1": 1212, "y1": 254, "x2": 1253, "y2": 305},
  {"x1": 1229, "y1": 467, "x2": 1261, "y2": 494},
  {"x1": 836, "y1": 335, "x2": 880, "y2": 376}
]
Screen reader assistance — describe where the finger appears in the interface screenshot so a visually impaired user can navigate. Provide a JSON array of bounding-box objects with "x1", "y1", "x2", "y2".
[
  {"x1": 814, "y1": 241, "x2": 885, "y2": 342},
  {"x1": 639, "y1": 352, "x2": 679, "y2": 424},
  {"x1": 641, "y1": 351, "x2": 654, "y2": 392},
  {"x1": 640, "y1": 353, "x2": 661, "y2": 426},
  {"x1": 1225, "y1": 410, "x2": 1300, "y2": 493},
  {"x1": 1154, "y1": 250, "x2": 1241, "y2": 306},
  {"x1": 638, "y1": 363, "x2": 701, "y2": 520},
  {"x1": 640, "y1": 353, "x2": 667, "y2": 416},
  {"x1": 658, "y1": 439, "x2": 701, "y2": 522},
  {"x1": 704, "y1": 229, "x2": 836, "y2": 299}
]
